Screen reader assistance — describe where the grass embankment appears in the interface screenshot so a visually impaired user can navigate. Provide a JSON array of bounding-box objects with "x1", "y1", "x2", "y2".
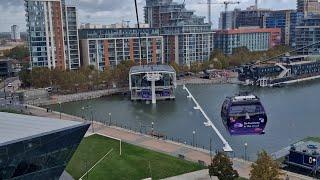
[
  {"x1": 303, "y1": 137, "x2": 320, "y2": 143},
  {"x1": 0, "y1": 109, "x2": 26, "y2": 115},
  {"x1": 66, "y1": 134, "x2": 205, "y2": 180}
]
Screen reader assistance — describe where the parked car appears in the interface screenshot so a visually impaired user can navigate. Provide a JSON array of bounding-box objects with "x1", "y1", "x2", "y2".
[
  {"x1": 7, "y1": 83, "x2": 12, "y2": 88},
  {"x1": 45, "y1": 87, "x2": 52, "y2": 93}
]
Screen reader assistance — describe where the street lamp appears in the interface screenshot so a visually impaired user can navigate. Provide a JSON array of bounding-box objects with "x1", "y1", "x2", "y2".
[
  {"x1": 151, "y1": 122, "x2": 154, "y2": 135},
  {"x1": 108, "y1": 112, "x2": 112, "y2": 126},
  {"x1": 244, "y1": 142, "x2": 248, "y2": 161},
  {"x1": 58, "y1": 102, "x2": 62, "y2": 119},
  {"x1": 89, "y1": 106, "x2": 94, "y2": 133},
  {"x1": 313, "y1": 158, "x2": 317, "y2": 177},
  {"x1": 192, "y1": 130, "x2": 196, "y2": 147},
  {"x1": 24, "y1": 95, "x2": 28, "y2": 102},
  {"x1": 81, "y1": 106, "x2": 85, "y2": 120}
]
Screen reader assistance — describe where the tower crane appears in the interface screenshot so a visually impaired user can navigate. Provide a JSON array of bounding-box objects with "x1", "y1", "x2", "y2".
[{"x1": 198, "y1": 1, "x2": 240, "y2": 26}]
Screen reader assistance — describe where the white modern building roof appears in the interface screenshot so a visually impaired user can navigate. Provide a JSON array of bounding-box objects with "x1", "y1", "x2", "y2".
[
  {"x1": 129, "y1": 65, "x2": 176, "y2": 75},
  {"x1": 0, "y1": 112, "x2": 85, "y2": 146}
]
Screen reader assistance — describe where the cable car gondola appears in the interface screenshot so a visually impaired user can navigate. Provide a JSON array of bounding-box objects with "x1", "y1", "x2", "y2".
[{"x1": 221, "y1": 93, "x2": 267, "y2": 135}]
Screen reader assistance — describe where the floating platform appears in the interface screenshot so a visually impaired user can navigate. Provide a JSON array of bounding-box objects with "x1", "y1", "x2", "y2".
[
  {"x1": 129, "y1": 65, "x2": 177, "y2": 104},
  {"x1": 284, "y1": 141, "x2": 320, "y2": 172}
]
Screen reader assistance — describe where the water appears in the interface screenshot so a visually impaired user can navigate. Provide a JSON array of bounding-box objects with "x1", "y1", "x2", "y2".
[{"x1": 51, "y1": 80, "x2": 320, "y2": 160}]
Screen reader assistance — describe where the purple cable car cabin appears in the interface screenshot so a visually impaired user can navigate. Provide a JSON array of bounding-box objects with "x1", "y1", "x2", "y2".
[{"x1": 221, "y1": 94, "x2": 267, "y2": 135}]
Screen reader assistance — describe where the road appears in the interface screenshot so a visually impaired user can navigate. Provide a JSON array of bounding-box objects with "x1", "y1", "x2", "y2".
[{"x1": 0, "y1": 77, "x2": 21, "y2": 107}]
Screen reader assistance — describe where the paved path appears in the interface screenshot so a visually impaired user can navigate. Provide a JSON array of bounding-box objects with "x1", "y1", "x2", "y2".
[
  {"x1": 26, "y1": 105, "x2": 313, "y2": 180},
  {"x1": 271, "y1": 141, "x2": 305, "y2": 160},
  {"x1": 162, "y1": 169, "x2": 216, "y2": 180},
  {"x1": 59, "y1": 171, "x2": 74, "y2": 180}
]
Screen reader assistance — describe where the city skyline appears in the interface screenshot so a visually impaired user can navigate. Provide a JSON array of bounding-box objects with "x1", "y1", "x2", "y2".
[{"x1": 0, "y1": 0, "x2": 296, "y2": 32}]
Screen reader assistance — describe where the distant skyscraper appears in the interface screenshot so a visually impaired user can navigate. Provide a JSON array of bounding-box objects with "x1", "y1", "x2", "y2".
[
  {"x1": 297, "y1": 0, "x2": 320, "y2": 17},
  {"x1": 219, "y1": 11, "x2": 237, "y2": 30},
  {"x1": 24, "y1": 0, "x2": 80, "y2": 70},
  {"x1": 144, "y1": 0, "x2": 214, "y2": 66},
  {"x1": 10, "y1": 25, "x2": 20, "y2": 41}
]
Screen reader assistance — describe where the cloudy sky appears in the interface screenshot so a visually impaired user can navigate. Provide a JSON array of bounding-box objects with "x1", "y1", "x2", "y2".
[{"x1": 0, "y1": 0, "x2": 296, "y2": 32}]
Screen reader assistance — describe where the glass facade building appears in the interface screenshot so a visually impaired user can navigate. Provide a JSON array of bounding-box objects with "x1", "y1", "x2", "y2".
[
  {"x1": 296, "y1": 17, "x2": 320, "y2": 55},
  {"x1": 24, "y1": 0, "x2": 80, "y2": 70},
  {"x1": 219, "y1": 8, "x2": 302, "y2": 46},
  {"x1": 144, "y1": 0, "x2": 214, "y2": 66},
  {"x1": 214, "y1": 28, "x2": 281, "y2": 55},
  {"x1": 0, "y1": 113, "x2": 90, "y2": 179}
]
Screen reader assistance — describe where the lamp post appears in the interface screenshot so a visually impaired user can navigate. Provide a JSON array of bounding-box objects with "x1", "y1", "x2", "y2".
[
  {"x1": 109, "y1": 112, "x2": 112, "y2": 126},
  {"x1": 210, "y1": 137, "x2": 212, "y2": 160},
  {"x1": 244, "y1": 142, "x2": 248, "y2": 161},
  {"x1": 90, "y1": 107, "x2": 94, "y2": 133},
  {"x1": 151, "y1": 122, "x2": 154, "y2": 135},
  {"x1": 81, "y1": 106, "x2": 85, "y2": 120},
  {"x1": 58, "y1": 102, "x2": 62, "y2": 119},
  {"x1": 313, "y1": 158, "x2": 317, "y2": 177},
  {"x1": 24, "y1": 95, "x2": 28, "y2": 105},
  {"x1": 192, "y1": 130, "x2": 196, "y2": 147}
]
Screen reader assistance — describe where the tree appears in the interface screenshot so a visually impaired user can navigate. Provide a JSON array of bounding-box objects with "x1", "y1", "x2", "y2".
[
  {"x1": 208, "y1": 152, "x2": 239, "y2": 180},
  {"x1": 112, "y1": 60, "x2": 135, "y2": 86},
  {"x1": 0, "y1": 39, "x2": 6, "y2": 46},
  {"x1": 250, "y1": 151, "x2": 283, "y2": 180},
  {"x1": 190, "y1": 62, "x2": 202, "y2": 73},
  {"x1": 19, "y1": 69, "x2": 32, "y2": 87},
  {"x1": 4, "y1": 46, "x2": 29, "y2": 60},
  {"x1": 169, "y1": 61, "x2": 180, "y2": 74},
  {"x1": 209, "y1": 49, "x2": 229, "y2": 69}
]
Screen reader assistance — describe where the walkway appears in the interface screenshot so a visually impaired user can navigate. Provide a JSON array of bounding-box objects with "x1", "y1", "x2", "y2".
[
  {"x1": 162, "y1": 169, "x2": 215, "y2": 180},
  {"x1": 25, "y1": 105, "x2": 313, "y2": 180}
]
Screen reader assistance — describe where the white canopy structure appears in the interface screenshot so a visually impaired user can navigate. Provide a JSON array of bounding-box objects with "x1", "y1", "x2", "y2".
[{"x1": 129, "y1": 65, "x2": 177, "y2": 104}]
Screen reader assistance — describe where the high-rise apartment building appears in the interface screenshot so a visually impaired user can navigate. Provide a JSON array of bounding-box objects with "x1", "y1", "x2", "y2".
[
  {"x1": 10, "y1": 25, "x2": 20, "y2": 41},
  {"x1": 219, "y1": 8, "x2": 302, "y2": 46},
  {"x1": 78, "y1": 28, "x2": 164, "y2": 70},
  {"x1": 265, "y1": 10, "x2": 303, "y2": 46},
  {"x1": 297, "y1": 0, "x2": 320, "y2": 17},
  {"x1": 144, "y1": 0, "x2": 214, "y2": 66},
  {"x1": 214, "y1": 27, "x2": 281, "y2": 55},
  {"x1": 296, "y1": 16, "x2": 320, "y2": 55},
  {"x1": 24, "y1": 0, "x2": 80, "y2": 70}
]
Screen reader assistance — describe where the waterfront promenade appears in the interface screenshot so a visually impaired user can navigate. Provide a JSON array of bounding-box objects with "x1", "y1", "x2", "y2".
[{"x1": 25, "y1": 105, "x2": 312, "y2": 180}]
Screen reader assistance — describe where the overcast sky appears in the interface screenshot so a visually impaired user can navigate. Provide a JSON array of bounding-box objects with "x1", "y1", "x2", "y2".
[{"x1": 0, "y1": 0, "x2": 296, "y2": 32}]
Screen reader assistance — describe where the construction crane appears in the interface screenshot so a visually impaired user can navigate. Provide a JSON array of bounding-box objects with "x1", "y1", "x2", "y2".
[{"x1": 198, "y1": 1, "x2": 240, "y2": 26}]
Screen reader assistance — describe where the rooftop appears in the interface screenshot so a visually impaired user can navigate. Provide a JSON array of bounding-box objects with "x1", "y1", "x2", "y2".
[
  {"x1": 0, "y1": 112, "x2": 85, "y2": 146},
  {"x1": 130, "y1": 65, "x2": 176, "y2": 74},
  {"x1": 291, "y1": 141, "x2": 320, "y2": 156}
]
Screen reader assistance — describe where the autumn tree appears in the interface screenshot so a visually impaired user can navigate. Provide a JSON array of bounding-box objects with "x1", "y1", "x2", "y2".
[
  {"x1": 169, "y1": 61, "x2": 180, "y2": 74},
  {"x1": 112, "y1": 60, "x2": 135, "y2": 87},
  {"x1": 4, "y1": 46, "x2": 29, "y2": 60},
  {"x1": 250, "y1": 151, "x2": 283, "y2": 180},
  {"x1": 208, "y1": 152, "x2": 239, "y2": 180},
  {"x1": 190, "y1": 62, "x2": 203, "y2": 73},
  {"x1": 209, "y1": 49, "x2": 229, "y2": 69},
  {"x1": 19, "y1": 69, "x2": 31, "y2": 87}
]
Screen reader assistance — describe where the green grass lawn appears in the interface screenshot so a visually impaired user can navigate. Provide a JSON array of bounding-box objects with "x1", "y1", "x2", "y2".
[
  {"x1": 303, "y1": 137, "x2": 320, "y2": 143},
  {"x1": 66, "y1": 134, "x2": 205, "y2": 180}
]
